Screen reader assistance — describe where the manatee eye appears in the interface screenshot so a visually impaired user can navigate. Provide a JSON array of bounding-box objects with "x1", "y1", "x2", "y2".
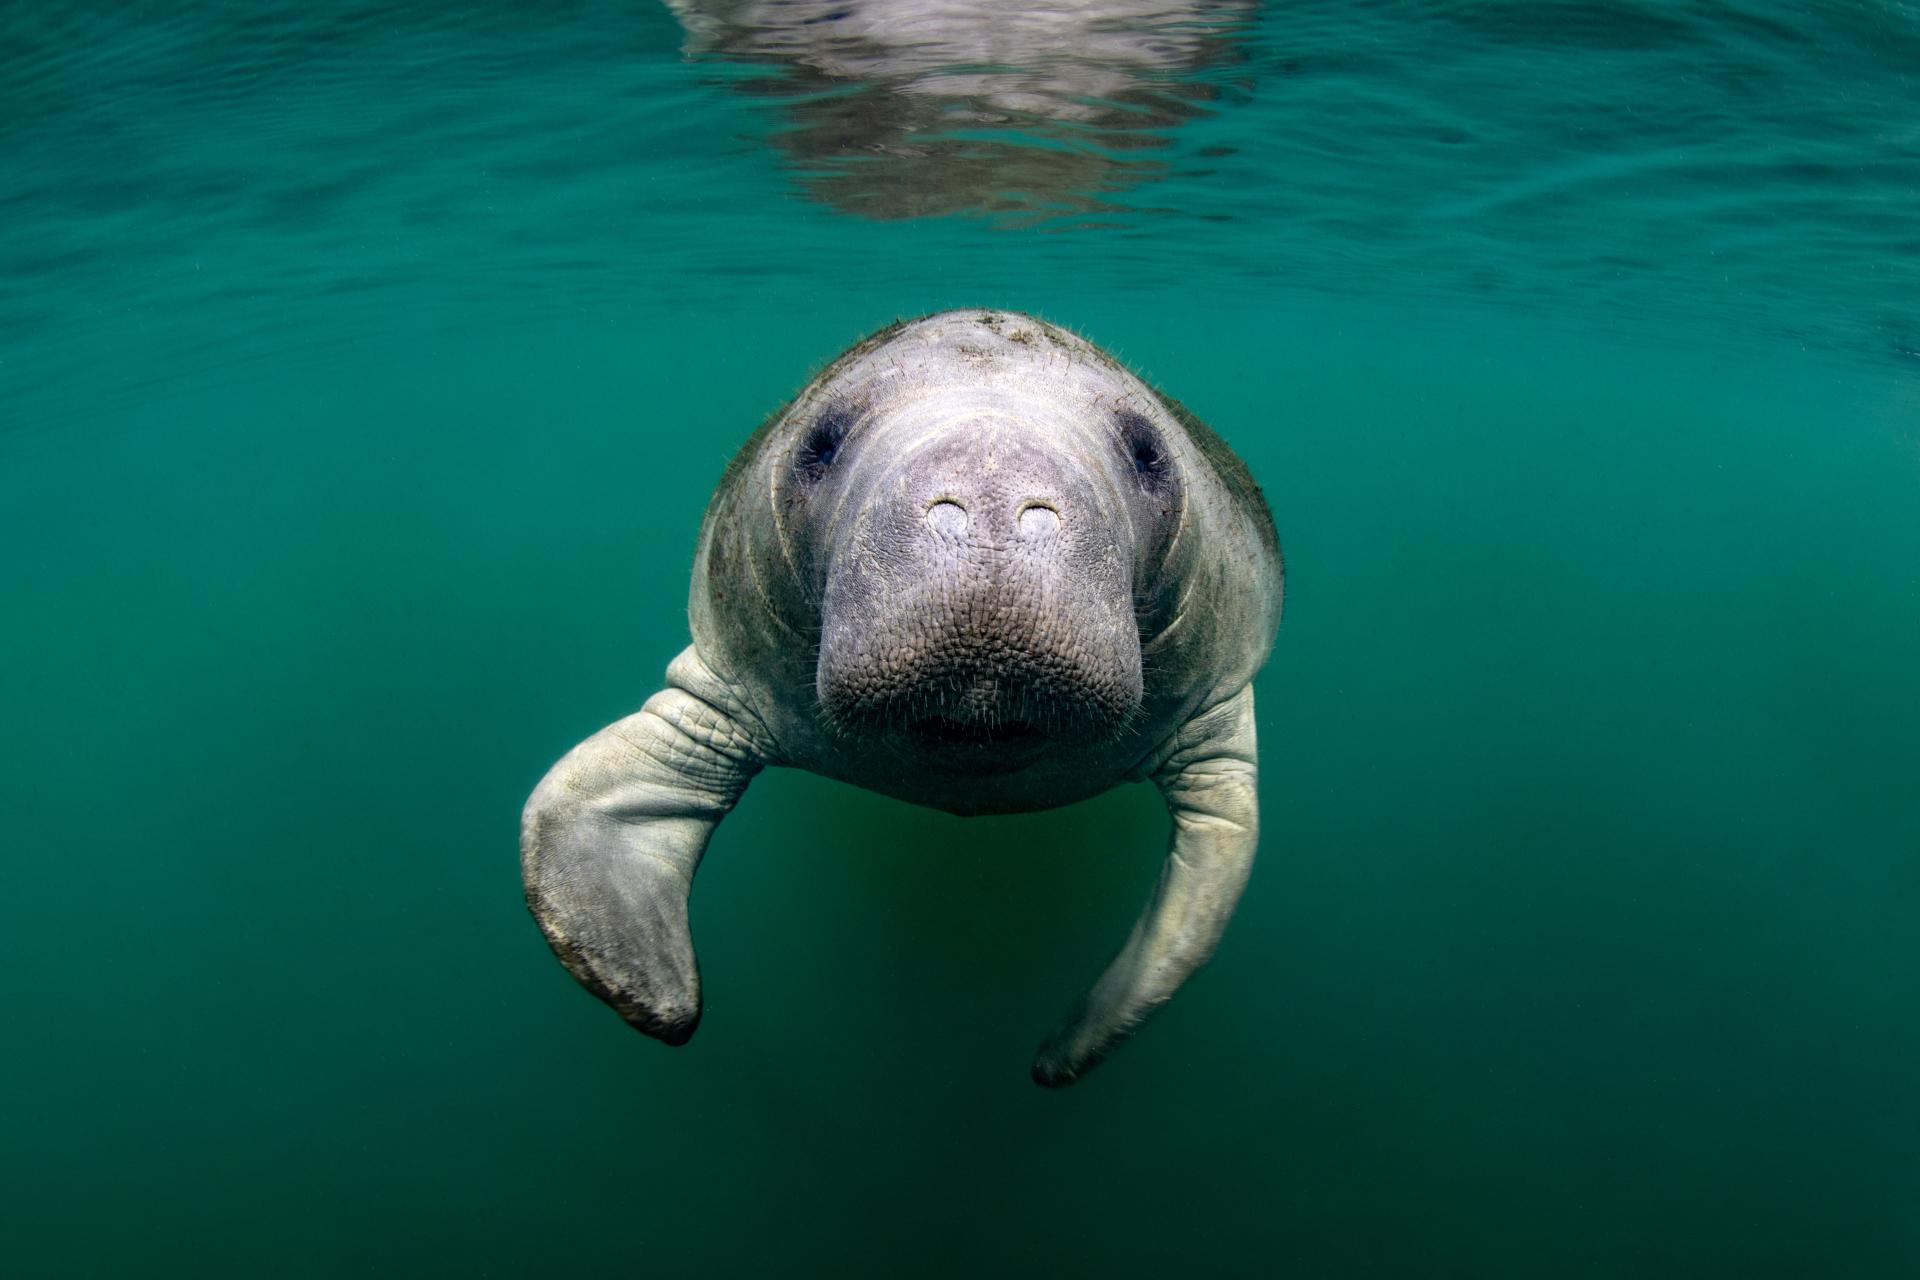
[
  {"x1": 1117, "y1": 410, "x2": 1171, "y2": 483},
  {"x1": 796, "y1": 408, "x2": 851, "y2": 479}
]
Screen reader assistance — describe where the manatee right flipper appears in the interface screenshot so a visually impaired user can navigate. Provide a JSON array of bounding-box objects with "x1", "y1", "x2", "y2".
[
  {"x1": 520, "y1": 648, "x2": 763, "y2": 1044},
  {"x1": 1032, "y1": 685, "x2": 1260, "y2": 1087}
]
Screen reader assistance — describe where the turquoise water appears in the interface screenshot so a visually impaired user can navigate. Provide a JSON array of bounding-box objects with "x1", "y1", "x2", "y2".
[{"x1": 4, "y1": 3, "x2": 1919, "y2": 1274}]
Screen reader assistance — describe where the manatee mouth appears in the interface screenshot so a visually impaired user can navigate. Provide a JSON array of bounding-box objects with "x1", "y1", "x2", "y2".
[
  {"x1": 822, "y1": 660, "x2": 1138, "y2": 761},
  {"x1": 907, "y1": 716, "x2": 1045, "y2": 748},
  {"x1": 900, "y1": 715, "x2": 1052, "y2": 774}
]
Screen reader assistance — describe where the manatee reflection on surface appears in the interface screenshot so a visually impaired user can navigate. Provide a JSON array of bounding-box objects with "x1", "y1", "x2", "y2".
[{"x1": 665, "y1": 0, "x2": 1255, "y2": 221}]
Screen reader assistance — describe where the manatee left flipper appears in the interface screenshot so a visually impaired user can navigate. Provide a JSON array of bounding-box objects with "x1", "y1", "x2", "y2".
[
  {"x1": 521, "y1": 649, "x2": 763, "y2": 1044},
  {"x1": 1031, "y1": 684, "x2": 1260, "y2": 1087}
]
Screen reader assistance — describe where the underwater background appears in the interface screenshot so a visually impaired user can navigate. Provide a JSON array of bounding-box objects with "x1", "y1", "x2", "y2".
[{"x1": 4, "y1": 2, "x2": 1918, "y2": 1274}]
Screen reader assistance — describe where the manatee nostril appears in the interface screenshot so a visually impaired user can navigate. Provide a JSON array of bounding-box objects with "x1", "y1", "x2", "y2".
[
  {"x1": 926, "y1": 500, "x2": 969, "y2": 537},
  {"x1": 1017, "y1": 502, "x2": 1061, "y2": 538}
]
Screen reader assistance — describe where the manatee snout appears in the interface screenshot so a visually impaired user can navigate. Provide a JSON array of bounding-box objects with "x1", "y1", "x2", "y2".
[{"x1": 815, "y1": 419, "x2": 1143, "y2": 751}]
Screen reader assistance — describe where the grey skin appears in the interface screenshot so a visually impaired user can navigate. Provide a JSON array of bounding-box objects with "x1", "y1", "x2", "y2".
[{"x1": 522, "y1": 310, "x2": 1282, "y2": 1086}]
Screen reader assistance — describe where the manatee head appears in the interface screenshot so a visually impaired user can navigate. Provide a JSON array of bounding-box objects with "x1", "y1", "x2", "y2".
[{"x1": 768, "y1": 311, "x2": 1190, "y2": 773}]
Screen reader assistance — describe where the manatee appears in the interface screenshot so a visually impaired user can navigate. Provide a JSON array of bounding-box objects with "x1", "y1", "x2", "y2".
[{"x1": 522, "y1": 310, "x2": 1283, "y2": 1086}]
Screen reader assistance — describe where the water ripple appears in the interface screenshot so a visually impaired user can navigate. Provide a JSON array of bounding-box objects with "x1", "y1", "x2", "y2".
[{"x1": 2, "y1": 0, "x2": 1917, "y2": 419}]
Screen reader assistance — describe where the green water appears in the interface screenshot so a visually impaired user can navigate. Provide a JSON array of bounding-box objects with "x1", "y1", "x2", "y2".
[{"x1": 4, "y1": 4, "x2": 1918, "y2": 1275}]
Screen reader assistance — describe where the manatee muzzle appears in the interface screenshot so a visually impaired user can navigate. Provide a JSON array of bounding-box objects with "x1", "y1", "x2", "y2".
[{"x1": 814, "y1": 418, "x2": 1143, "y2": 752}]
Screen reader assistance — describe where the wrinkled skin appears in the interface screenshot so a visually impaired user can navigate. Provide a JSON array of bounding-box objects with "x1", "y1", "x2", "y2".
[{"x1": 523, "y1": 310, "x2": 1282, "y2": 1085}]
